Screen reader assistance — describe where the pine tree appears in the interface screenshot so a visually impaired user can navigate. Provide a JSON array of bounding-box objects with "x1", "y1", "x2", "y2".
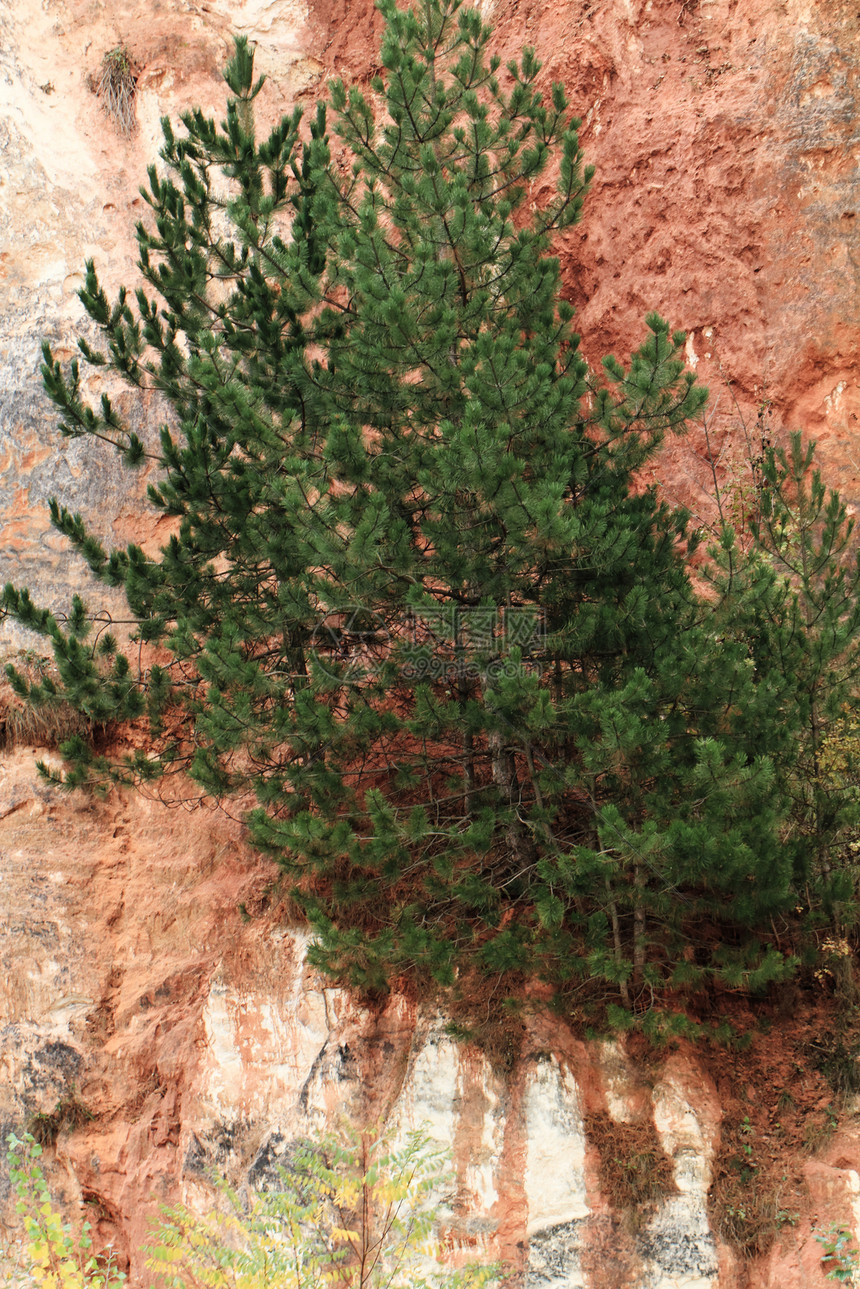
[
  {"x1": 731, "y1": 432, "x2": 860, "y2": 928},
  {"x1": 2, "y1": 0, "x2": 802, "y2": 1015}
]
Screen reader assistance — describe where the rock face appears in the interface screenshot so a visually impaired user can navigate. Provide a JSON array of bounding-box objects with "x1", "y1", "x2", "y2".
[
  {"x1": 2, "y1": 747, "x2": 860, "y2": 1289},
  {"x1": 2, "y1": 0, "x2": 860, "y2": 1285}
]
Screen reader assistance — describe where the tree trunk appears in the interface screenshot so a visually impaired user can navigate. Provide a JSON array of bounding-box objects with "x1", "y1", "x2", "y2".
[{"x1": 488, "y1": 728, "x2": 537, "y2": 872}]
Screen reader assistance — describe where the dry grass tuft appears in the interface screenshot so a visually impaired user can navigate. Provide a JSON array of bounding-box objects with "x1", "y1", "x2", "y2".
[
  {"x1": 585, "y1": 1109, "x2": 676, "y2": 1226},
  {"x1": 709, "y1": 1164, "x2": 798, "y2": 1258},
  {"x1": 95, "y1": 47, "x2": 137, "y2": 136},
  {"x1": 0, "y1": 651, "x2": 89, "y2": 750},
  {"x1": 28, "y1": 1090, "x2": 94, "y2": 1146},
  {"x1": 709, "y1": 1112, "x2": 801, "y2": 1258}
]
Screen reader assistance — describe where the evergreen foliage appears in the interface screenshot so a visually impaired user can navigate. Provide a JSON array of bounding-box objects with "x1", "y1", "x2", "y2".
[
  {"x1": 6, "y1": 0, "x2": 851, "y2": 1018},
  {"x1": 709, "y1": 431, "x2": 860, "y2": 933}
]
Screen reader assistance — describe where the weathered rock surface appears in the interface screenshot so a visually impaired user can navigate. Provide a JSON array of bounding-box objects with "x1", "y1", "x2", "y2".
[
  {"x1": 0, "y1": 749, "x2": 859, "y2": 1289},
  {"x1": 2, "y1": 0, "x2": 860, "y2": 1284}
]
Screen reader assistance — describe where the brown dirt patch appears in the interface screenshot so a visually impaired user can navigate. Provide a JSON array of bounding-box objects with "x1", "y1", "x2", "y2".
[{"x1": 699, "y1": 979, "x2": 860, "y2": 1260}]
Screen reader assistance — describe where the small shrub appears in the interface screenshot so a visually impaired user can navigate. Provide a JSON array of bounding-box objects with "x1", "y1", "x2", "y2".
[
  {"x1": 815, "y1": 1224, "x2": 860, "y2": 1284},
  {"x1": 27, "y1": 1090, "x2": 94, "y2": 1147},
  {"x1": 147, "y1": 1126, "x2": 497, "y2": 1289},
  {"x1": 6, "y1": 1127, "x2": 496, "y2": 1289},
  {"x1": 95, "y1": 48, "x2": 136, "y2": 136},
  {"x1": 4, "y1": 1133, "x2": 126, "y2": 1289}
]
